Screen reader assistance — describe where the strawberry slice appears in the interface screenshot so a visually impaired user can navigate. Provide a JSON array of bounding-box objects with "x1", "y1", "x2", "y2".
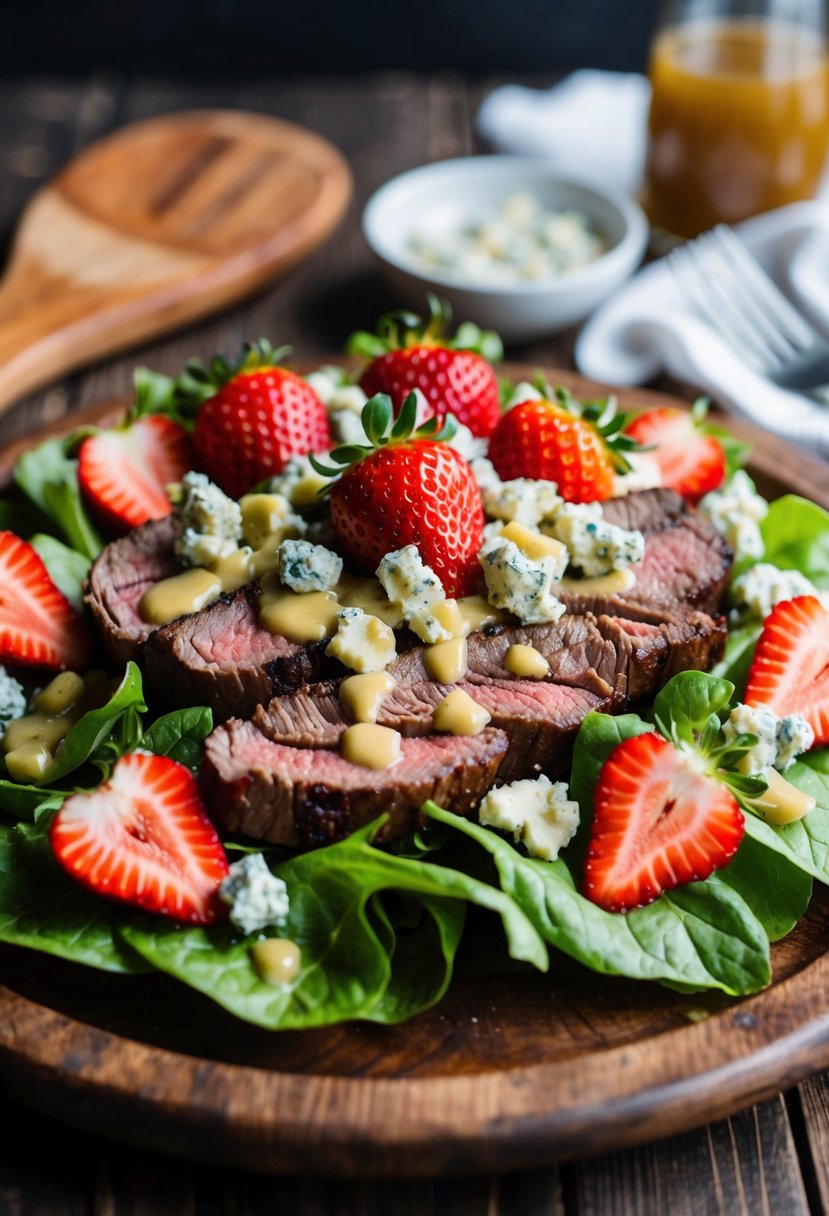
[
  {"x1": 583, "y1": 732, "x2": 744, "y2": 913},
  {"x1": 50, "y1": 752, "x2": 229, "y2": 925},
  {"x1": 745, "y1": 595, "x2": 829, "y2": 746},
  {"x1": 78, "y1": 415, "x2": 194, "y2": 532},
  {"x1": 0, "y1": 531, "x2": 92, "y2": 670},
  {"x1": 625, "y1": 406, "x2": 726, "y2": 501}
]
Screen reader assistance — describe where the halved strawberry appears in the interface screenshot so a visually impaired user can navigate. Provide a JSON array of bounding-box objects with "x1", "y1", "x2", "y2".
[
  {"x1": 583, "y1": 732, "x2": 744, "y2": 913},
  {"x1": 745, "y1": 595, "x2": 829, "y2": 746},
  {"x1": 624, "y1": 406, "x2": 726, "y2": 501},
  {"x1": 78, "y1": 414, "x2": 194, "y2": 532},
  {"x1": 50, "y1": 752, "x2": 229, "y2": 925},
  {"x1": 0, "y1": 531, "x2": 92, "y2": 670}
]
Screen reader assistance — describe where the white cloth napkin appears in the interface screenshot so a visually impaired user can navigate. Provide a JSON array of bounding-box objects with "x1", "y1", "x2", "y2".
[
  {"x1": 576, "y1": 202, "x2": 829, "y2": 455},
  {"x1": 476, "y1": 70, "x2": 651, "y2": 197},
  {"x1": 479, "y1": 71, "x2": 829, "y2": 454}
]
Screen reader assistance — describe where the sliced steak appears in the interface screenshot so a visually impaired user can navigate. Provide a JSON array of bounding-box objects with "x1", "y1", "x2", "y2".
[
  {"x1": 561, "y1": 489, "x2": 731, "y2": 617},
  {"x1": 201, "y1": 718, "x2": 508, "y2": 847},
  {"x1": 84, "y1": 516, "x2": 178, "y2": 666},
  {"x1": 142, "y1": 584, "x2": 332, "y2": 723},
  {"x1": 389, "y1": 615, "x2": 628, "y2": 701},
  {"x1": 86, "y1": 489, "x2": 730, "y2": 726},
  {"x1": 251, "y1": 603, "x2": 725, "y2": 794}
]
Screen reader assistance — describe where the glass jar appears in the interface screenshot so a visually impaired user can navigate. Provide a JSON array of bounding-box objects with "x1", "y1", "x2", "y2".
[{"x1": 644, "y1": 0, "x2": 829, "y2": 238}]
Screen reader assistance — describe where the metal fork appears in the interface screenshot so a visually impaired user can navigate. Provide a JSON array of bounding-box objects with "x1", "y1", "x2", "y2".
[{"x1": 666, "y1": 224, "x2": 829, "y2": 400}]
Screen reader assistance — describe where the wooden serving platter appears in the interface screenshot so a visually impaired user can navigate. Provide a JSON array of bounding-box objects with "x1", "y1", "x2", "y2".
[{"x1": 0, "y1": 368, "x2": 827, "y2": 1179}]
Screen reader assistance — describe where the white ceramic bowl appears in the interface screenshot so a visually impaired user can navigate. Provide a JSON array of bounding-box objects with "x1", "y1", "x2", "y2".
[{"x1": 362, "y1": 156, "x2": 649, "y2": 343}]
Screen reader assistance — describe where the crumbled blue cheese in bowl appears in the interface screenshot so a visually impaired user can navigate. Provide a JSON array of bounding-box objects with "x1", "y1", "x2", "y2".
[{"x1": 407, "y1": 192, "x2": 608, "y2": 287}]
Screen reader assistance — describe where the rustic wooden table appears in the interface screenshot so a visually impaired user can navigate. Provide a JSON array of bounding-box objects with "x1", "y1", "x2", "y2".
[{"x1": 1, "y1": 71, "x2": 828, "y2": 1216}]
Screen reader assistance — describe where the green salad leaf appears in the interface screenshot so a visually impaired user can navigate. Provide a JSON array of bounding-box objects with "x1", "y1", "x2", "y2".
[
  {"x1": 742, "y1": 750, "x2": 829, "y2": 885},
  {"x1": 0, "y1": 818, "x2": 147, "y2": 973},
  {"x1": 29, "y1": 533, "x2": 91, "y2": 613},
  {"x1": 760, "y1": 495, "x2": 829, "y2": 587},
  {"x1": 44, "y1": 662, "x2": 146, "y2": 785},
  {"x1": 14, "y1": 436, "x2": 103, "y2": 560},
  {"x1": 138, "y1": 706, "x2": 213, "y2": 770},
  {"x1": 0, "y1": 666, "x2": 213, "y2": 821},
  {"x1": 425, "y1": 804, "x2": 771, "y2": 996},
  {"x1": 652, "y1": 670, "x2": 733, "y2": 750},
  {"x1": 714, "y1": 835, "x2": 812, "y2": 941},
  {"x1": 121, "y1": 818, "x2": 547, "y2": 1030}
]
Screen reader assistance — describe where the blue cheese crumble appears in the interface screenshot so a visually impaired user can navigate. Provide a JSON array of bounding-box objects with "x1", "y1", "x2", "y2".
[
  {"x1": 277, "y1": 539, "x2": 342, "y2": 594},
  {"x1": 730, "y1": 563, "x2": 821, "y2": 622},
  {"x1": 408, "y1": 193, "x2": 607, "y2": 286},
  {"x1": 546, "y1": 502, "x2": 645, "y2": 577},
  {"x1": 478, "y1": 535, "x2": 566, "y2": 624},
  {"x1": 699, "y1": 471, "x2": 767, "y2": 563},
  {"x1": 268, "y1": 455, "x2": 332, "y2": 508},
  {"x1": 483, "y1": 478, "x2": 562, "y2": 528},
  {"x1": 305, "y1": 365, "x2": 367, "y2": 414},
  {"x1": 478, "y1": 775, "x2": 580, "y2": 861},
  {"x1": 174, "y1": 471, "x2": 243, "y2": 567},
  {"x1": 219, "y1": 853, "x2": 289, "y2": 936},
  {"x1": 447, "y1": 417, "x2": 489, "y2": 463},
  {"x1": 326, "y1": 607, "x2": 397, "y2": 672},
  {"x1": 471, "y1": 457, "x2": 502, "y2": 496},
  {"x1": 0, "y1": 666, "x2": 27, "y2": 736},
  {"x1": 504, "y1": 380, "x2": 544, "y2": 409},
  {"x1": 724, "y1": 703, "x2": 814, "y2": 774},
  {"x1": 376, "y1": 546, "x2": 445, "y2": 620}
]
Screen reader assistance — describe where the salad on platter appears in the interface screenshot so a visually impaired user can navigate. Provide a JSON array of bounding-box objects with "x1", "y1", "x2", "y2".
[{"x1": 0, "y1": 296, "x2": 827, "y2": 1032}]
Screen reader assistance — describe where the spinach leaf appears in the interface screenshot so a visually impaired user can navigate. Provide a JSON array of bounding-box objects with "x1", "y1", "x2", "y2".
[
  {"x1": 711, "y1": 620, "x2": 762, "y2": 697},
  {"x1": 45, "y1": 662, "x2": 146, "y2": 784},
  {"x1": 742, "y1": 750, "x2": 829, "y2": 885},
  {"x1": 0, "y1": 498, "x2": 51, "y2": 539},
  {"x1": 759, "y1": 495, "x2": 829, "y2": 587},
  {"x1": 425, "y1": 804, "x2": 771, "y2": 996},
  {"x1": 714, "y1": 835, "x2": 812, "y2": 941},
  {"x1": 0, "y1": 818, "x2": 148, "y2": 973},
  {"x1": 29, "y1": 533, "x2": 91, "y2": 613},
  {"x1": 568, "y1": 710, "x2": 652, "y2": 865},
  {"x1": 14, "y1": 437, "x2": 103, "y2": 559},
  {"x1": 121, "y1": 819, "x2": 547, "y2": 1030},
  {"x1": 651, "y1": 670, "x2": 734, "y2": 750},
  {"x1": 139, "y1": 706, "x2": 213, "y2": 770}
]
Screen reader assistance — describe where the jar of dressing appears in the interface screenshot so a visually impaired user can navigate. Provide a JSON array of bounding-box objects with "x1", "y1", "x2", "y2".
[{"x1": 644, "y1": 0, "x2": 829, "y2": 238}]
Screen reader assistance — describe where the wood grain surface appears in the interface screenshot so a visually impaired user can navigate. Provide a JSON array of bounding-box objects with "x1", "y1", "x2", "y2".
[
  {"x1": 0, "y1": 109, "x2": 351, "y2": 416},
  {"x1": 0, "y1": 369, "x2": 827, "y2": 1179},
  {"x1": 1, "y1": 70, "x2": 828, "y2": 1215}
]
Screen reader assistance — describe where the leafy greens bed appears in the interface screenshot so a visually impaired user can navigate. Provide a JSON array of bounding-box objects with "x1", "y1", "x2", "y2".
[{"x1": 1, "y1": 400, "x2": 829, "y2": 1030}]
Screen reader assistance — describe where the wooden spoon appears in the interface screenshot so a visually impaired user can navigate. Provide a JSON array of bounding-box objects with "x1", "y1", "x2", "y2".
[{"x1": 0, "y1": 109, "x2": 352, "y2": 414}]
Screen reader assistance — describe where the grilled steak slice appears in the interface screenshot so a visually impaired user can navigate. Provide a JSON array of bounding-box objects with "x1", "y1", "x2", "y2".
[
  {"x1": 84, "y1": 516, "x2": 179, "y2": 666},
  {"x1": 255, "y1": 679, "x2": 611, "y2": 786},
  {"x1": 251, "y1": 603, "x2": 724, "y2": 793},
  {"x1": 201, "y1": 719, "x2": 508, "y2": 847},
  {"x1": 389, "y1": 615, "x2": 628, "y2": 701},
  {"x1": 561, "y1": 489, "x2": 731, "y2": 617},
  {"x1": 142, "y1": 584, "x2": 332, "y2": 723},
  {"x1": 604, "y1": 608, "x2": 727, "y2": 701},
  {"x1": 86, "y1": 489, "x2": 730, "y2": 725}
]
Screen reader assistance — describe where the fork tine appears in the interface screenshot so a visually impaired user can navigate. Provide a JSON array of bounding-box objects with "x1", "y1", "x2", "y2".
[
  {"x1": 696, "y1": 232, "x2": 800, "y2": 364},
  {"x1": 668, "y1": 242, "x2": 775, "y2": 371},
  {"x1": 709, "y1": 225, "x2": 818, "y2": 350}
]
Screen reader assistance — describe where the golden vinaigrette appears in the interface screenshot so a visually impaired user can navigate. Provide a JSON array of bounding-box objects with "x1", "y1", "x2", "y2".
[{"x1": 646, "y1": 20, "x2": 829, "y2": 237}]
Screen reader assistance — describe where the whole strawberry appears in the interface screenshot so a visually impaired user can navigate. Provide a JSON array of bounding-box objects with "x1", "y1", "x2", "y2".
[
  {"x1": 489, "y1": 386, "x2": 639, "y2": 503},
  {"x1": 312, "y1": 393, "x2": 484, "y2": 597},
  {"x1": 347, "y1": 296, "x2": 503, "y2": 438},
  {"x1": 189, "y1": 340, "x2": 331, "y2": 499}
]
